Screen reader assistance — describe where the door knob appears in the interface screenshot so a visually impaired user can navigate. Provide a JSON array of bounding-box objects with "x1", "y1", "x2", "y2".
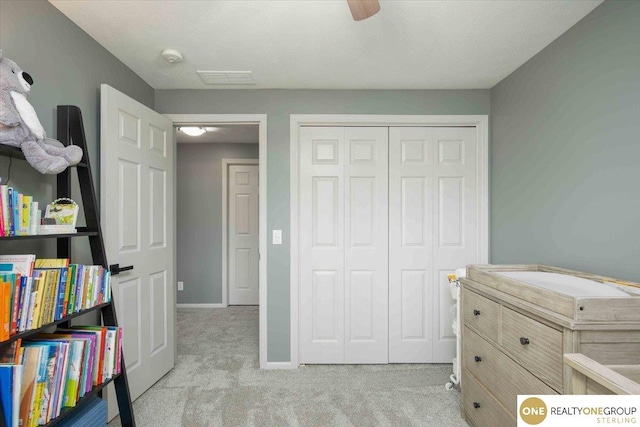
[
  {"x1": 473, "y1": 309, "x2": 480, "y2": 316},
  {"x1": 474, "y1": 356, "x2": 482, "y2": 362},
  {"x1": 520, "y1": 337, "x2": 530, "y2": 345}
]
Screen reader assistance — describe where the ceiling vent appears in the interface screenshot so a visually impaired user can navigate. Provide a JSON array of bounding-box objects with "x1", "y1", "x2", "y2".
[{"x1": 196, "y1": 71, "x2": 255, "y2": 85}]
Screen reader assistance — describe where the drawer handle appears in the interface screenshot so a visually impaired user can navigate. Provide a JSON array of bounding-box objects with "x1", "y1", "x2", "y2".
[
  {"x1": 520, "y1": 337, "x2": 530, "y2": 345},
  {"x1": 474, "y1": 356, "x2": 482, "y2": 362},
  {"x1": 473, "y1": 402, "x2": 481, "y2": 409},
  {"x1": 473, "y1": 309, "x2": 481, "y2": 316}
]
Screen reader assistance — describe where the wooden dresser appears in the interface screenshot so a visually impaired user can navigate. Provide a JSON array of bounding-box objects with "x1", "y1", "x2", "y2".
[{"x1": 460, "y1": 265, "x2": 640, "y2": 426}]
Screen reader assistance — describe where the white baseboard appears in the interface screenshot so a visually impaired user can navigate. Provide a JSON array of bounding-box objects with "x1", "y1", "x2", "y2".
[
  {"x1": 262, "y1": 361, "x2": 298, "y2": 370},
  {"x1": 176, "y1": 303, "x2": 227, "y2": 308}
]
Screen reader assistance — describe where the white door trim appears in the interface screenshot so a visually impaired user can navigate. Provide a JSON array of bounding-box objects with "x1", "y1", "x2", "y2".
[
  {"x1": 290, "y1": 114, "x2": 489, "y2": 368},
  {"x1": 222, "y1": 158, "x2": 259, "y2": 307},
  {"x1": 165, "y1": 114, "x2": 268, "y2": 369}
]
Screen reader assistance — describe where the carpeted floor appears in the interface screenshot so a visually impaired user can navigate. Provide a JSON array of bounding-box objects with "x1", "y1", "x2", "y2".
[{"x1": 109, "y1": 307, "x2": 468, "y2": 427}]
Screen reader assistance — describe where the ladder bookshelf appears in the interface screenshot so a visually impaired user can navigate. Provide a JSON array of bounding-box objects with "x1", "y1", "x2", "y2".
[{"x1": 0, "y1": 106, "x2": 135, "y2": 427}]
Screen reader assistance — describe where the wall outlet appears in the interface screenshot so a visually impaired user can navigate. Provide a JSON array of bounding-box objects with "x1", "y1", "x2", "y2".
[
  {"x1": 177, "y1": 281, "x2": 184, "y2": 291},
  {"x1": 272, "y1": 229, "x2": 282, "y2": 245}
]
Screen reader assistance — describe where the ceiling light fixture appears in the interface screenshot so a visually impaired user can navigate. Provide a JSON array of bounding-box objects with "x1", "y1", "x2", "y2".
[{"x1": 179, "y1": 126, "x2": 206, "y2": 137}]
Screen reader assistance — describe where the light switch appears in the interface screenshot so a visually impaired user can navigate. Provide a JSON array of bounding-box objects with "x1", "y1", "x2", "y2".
[{"x1": 273, "y1": 229, "x2": 282, "y2": 245}]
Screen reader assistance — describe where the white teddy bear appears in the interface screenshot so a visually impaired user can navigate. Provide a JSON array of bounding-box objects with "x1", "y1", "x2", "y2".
[{"x1": 0, "y1": 50, "x2": 83, "y2": 174}]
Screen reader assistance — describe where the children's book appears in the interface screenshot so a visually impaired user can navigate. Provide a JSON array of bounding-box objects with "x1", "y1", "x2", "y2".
[
  {"x1": 21, "y1": 195, "x2": 32, "y2": 236},
  {"x1": 0, "y1": 364, "x2": 13, "y2": 426},
  {"x1": 67, "y1": 265, "x2": 79, "y2": 316},
  {"x1": 54, "y1": 331, "x2": 95, "y2": 395},
  {"x1": 63, "y1": 340, "x2": 85, "y2": 407},
  {"x1": 34, "y1": 259, "x2": 70, "y2": 269},
  {"x1": 69, "y1": 326, "x2": 106, "y2": 385},
  {"x1": 0, "y1": 255, "x2": 36, "y2": 277},
  {"x1": 104, "y1": 328, "x2": 117, "y2": 380},
  {"x1": 20, "y1": 343, "x2": 49, "y2": 427},
  {"x1": 31, "y1": 272, "x2": 45, "y2": 329},
  {"x1": 13, "y1": 364, "x2": 23, "y2": 427},
  {"x1": 10, "y1": 275, "x2": 20, "y2": 335},
  {"x1": 0, "y1": 185, "x2": 9, "y2": 236},
  {"x1": 19, "y1": 346, "x2": 41, "y2": 427},
  {"x1": 43, "y1": 199, "x2": 78, "y2": 229},
  {"x1": 1, "y1": 281, "x2": 10, "y2": 341},
  {"x1": 51, "y1": 342, "x2": 69, "y2": 421}
]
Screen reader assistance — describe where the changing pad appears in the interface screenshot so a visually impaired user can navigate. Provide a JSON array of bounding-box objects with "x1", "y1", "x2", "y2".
[{"x1": 496, "y1": 271, "x2": 630, "y2": 298}]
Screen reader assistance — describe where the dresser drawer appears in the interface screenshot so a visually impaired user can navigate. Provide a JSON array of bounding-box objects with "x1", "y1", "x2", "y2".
[
  {"x1": 501, "y1": 307, "x2": 563, "y2": 389},
  {"x1": 463, "y1": 326, "x2": 558, "y2": 415},
  {"x1": 463, "y1": 288, "x2": 500, "y2": 343},
  {"x1": 462, "y1": 369, "x2": 515, "y2": 427}
]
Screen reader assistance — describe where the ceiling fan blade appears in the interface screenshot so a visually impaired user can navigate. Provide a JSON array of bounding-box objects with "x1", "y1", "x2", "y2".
[{"x1": 347, "y1": 0, "x2": 380, "y2": 21}]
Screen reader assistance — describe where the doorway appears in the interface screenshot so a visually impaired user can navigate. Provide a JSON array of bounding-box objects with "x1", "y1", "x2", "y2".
[{"x1": 166, "y1": 114, "x2": 268, "y2": 368}]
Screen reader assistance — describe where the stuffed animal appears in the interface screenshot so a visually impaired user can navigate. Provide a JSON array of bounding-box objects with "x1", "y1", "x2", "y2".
[{"x1": 0, "y1": 50, "x2": 82, "y2": 174}]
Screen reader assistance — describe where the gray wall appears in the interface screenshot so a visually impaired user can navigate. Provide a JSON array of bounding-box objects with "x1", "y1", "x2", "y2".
[
  {"x1": 156, "y1": 89, "x2": 491, "y2": 361},
  {"x1": 177, "y1": 143, "x2": 259, "y2": 304},
  {"x1": 490, "y1": 0, "x2": 640, "y2": 282},
  {"x1": 0, "y1": 0, "x2": 154, "y2": 196}
]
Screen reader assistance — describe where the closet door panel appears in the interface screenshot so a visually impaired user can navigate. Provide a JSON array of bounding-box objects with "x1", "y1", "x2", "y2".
[
  {"x1": 432, "y1": 127, "x2": 478, "y2": 362},
  {"x1": 344, "y1": 127, "x2": 388, "y2": 364},
  {"x1": 299, "y1": 127, "x2": 345, "y2": 363},
  {"x1": 389, "y1": 127, "x2": 435, "y2": 363}
]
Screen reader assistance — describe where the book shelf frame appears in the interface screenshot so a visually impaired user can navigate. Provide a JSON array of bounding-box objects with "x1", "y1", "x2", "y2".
[{"x1": 0, "y1": 106, "x2": 135, "y2": 427}]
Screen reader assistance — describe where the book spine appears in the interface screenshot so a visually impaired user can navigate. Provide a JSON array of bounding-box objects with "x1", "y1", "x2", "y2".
[
  {"x1": 19, "y1": 278, "x2": 32, "y2": 332},
  {"x1": 17, "y1": 193, "x2": 23, "y2": 236},
  {"x1": 84, "y1": 267, "x2": 94, "y2": 309},
  {"x1": 26, "y1": 289, "x2": 37, "y2": 331},
  {"x1": 11, "y1": 274, "x2": 20, "y2": 335},
  {"x1": 29, "y1": 346, "x2": 48, "y2": 427},
  {"x1": 13, "y1": 191, "x2": 20, "y2": 237},
  {"x1": 67, "y1": 265, "x2": 78, "y2": 316},
  {"x1": 21, "y1": 195, "x2": 32, "y2": 236},
  {"x1": 116, "y1": 327, "x2": 122, "y2": 375},
  {"x1": 31, "y1": 274, "x2": 45, "y2": 329},
  {"x1": 13, "y1": 364, "x2": 23, "y2": 427},
  {"x1": 0, "y1": 187, "x2": 5, "y2": 237},
  {"x1": 39, "y1": 271, "x2": 52, "y2": 326},
  {"x1": 1, "y1": 282, "x2": 9, "y2": 341},
  {"x1": 62, "y1": 266, "x2": 72, "y2": 318},
  {"x1": 0, "y1": 185, "x2": 7, "y2": 237},
  {"x1": 17, "y1": 276, "x2": 27, "y2": 333},
  {"x1": 7, "y1": 187, "x2": 13, "y2": 236},
  {"x1": 55, "y1": 269, "x2": 68, "y2": 321},
  {"x1": 54, "y1": 343, "x2": 69, "y2": 419},
  {"x1": 29, "y1": 201, "x2": 39, "y2": 236}
]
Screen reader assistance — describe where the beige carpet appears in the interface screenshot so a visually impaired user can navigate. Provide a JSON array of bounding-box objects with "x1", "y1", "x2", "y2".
[{"x1": 109, "y1": 307, "x2": 468, "y2": 427}]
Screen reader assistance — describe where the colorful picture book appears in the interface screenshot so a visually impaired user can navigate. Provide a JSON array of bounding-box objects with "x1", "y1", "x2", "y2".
[
  {"x1": 0, "y1": 256, "x2": 112, "y2": 342},
  {"x1": 0, "y1": 185, "x2": 41, "y2": 237},
  {"x1": 0, "y1": 327, "x2": 122, "y2": 427}
]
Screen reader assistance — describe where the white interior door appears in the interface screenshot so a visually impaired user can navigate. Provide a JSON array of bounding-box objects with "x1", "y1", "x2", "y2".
[
  {"x1": 299, "y1": 127, "x2": 345, "y2": 363},
  {"x1": 100, "y1": 84, "x2": 175, "y2": 409},
  {"x1": 299, "y1": 127, "x2": 388, "y2": 364},
  {"x1": 228, "y1": 163, "x2": 259, "y2": 305},
  {"x1": 388, "y1": 127, "x2": 477, "y2": 363}
]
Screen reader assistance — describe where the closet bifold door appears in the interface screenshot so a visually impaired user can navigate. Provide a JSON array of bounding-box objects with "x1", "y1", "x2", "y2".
[
  {"x1": 388, "y1": 127, "x2": 478, "y2": 363},
  {"x1": 298, "y1": 126, "x2": 389, "y2": 364},
  {"x1": 343, "y1": 127, "x2": 388, "y2": 363}
]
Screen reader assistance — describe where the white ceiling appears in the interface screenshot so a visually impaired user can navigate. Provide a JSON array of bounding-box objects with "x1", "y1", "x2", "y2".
[
  {"x1": 176, "y1": 124, "x2": 259, "y2": 144},
  {"x1": 49, "y1": 0, "x2": 602, "y2": 90}
]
